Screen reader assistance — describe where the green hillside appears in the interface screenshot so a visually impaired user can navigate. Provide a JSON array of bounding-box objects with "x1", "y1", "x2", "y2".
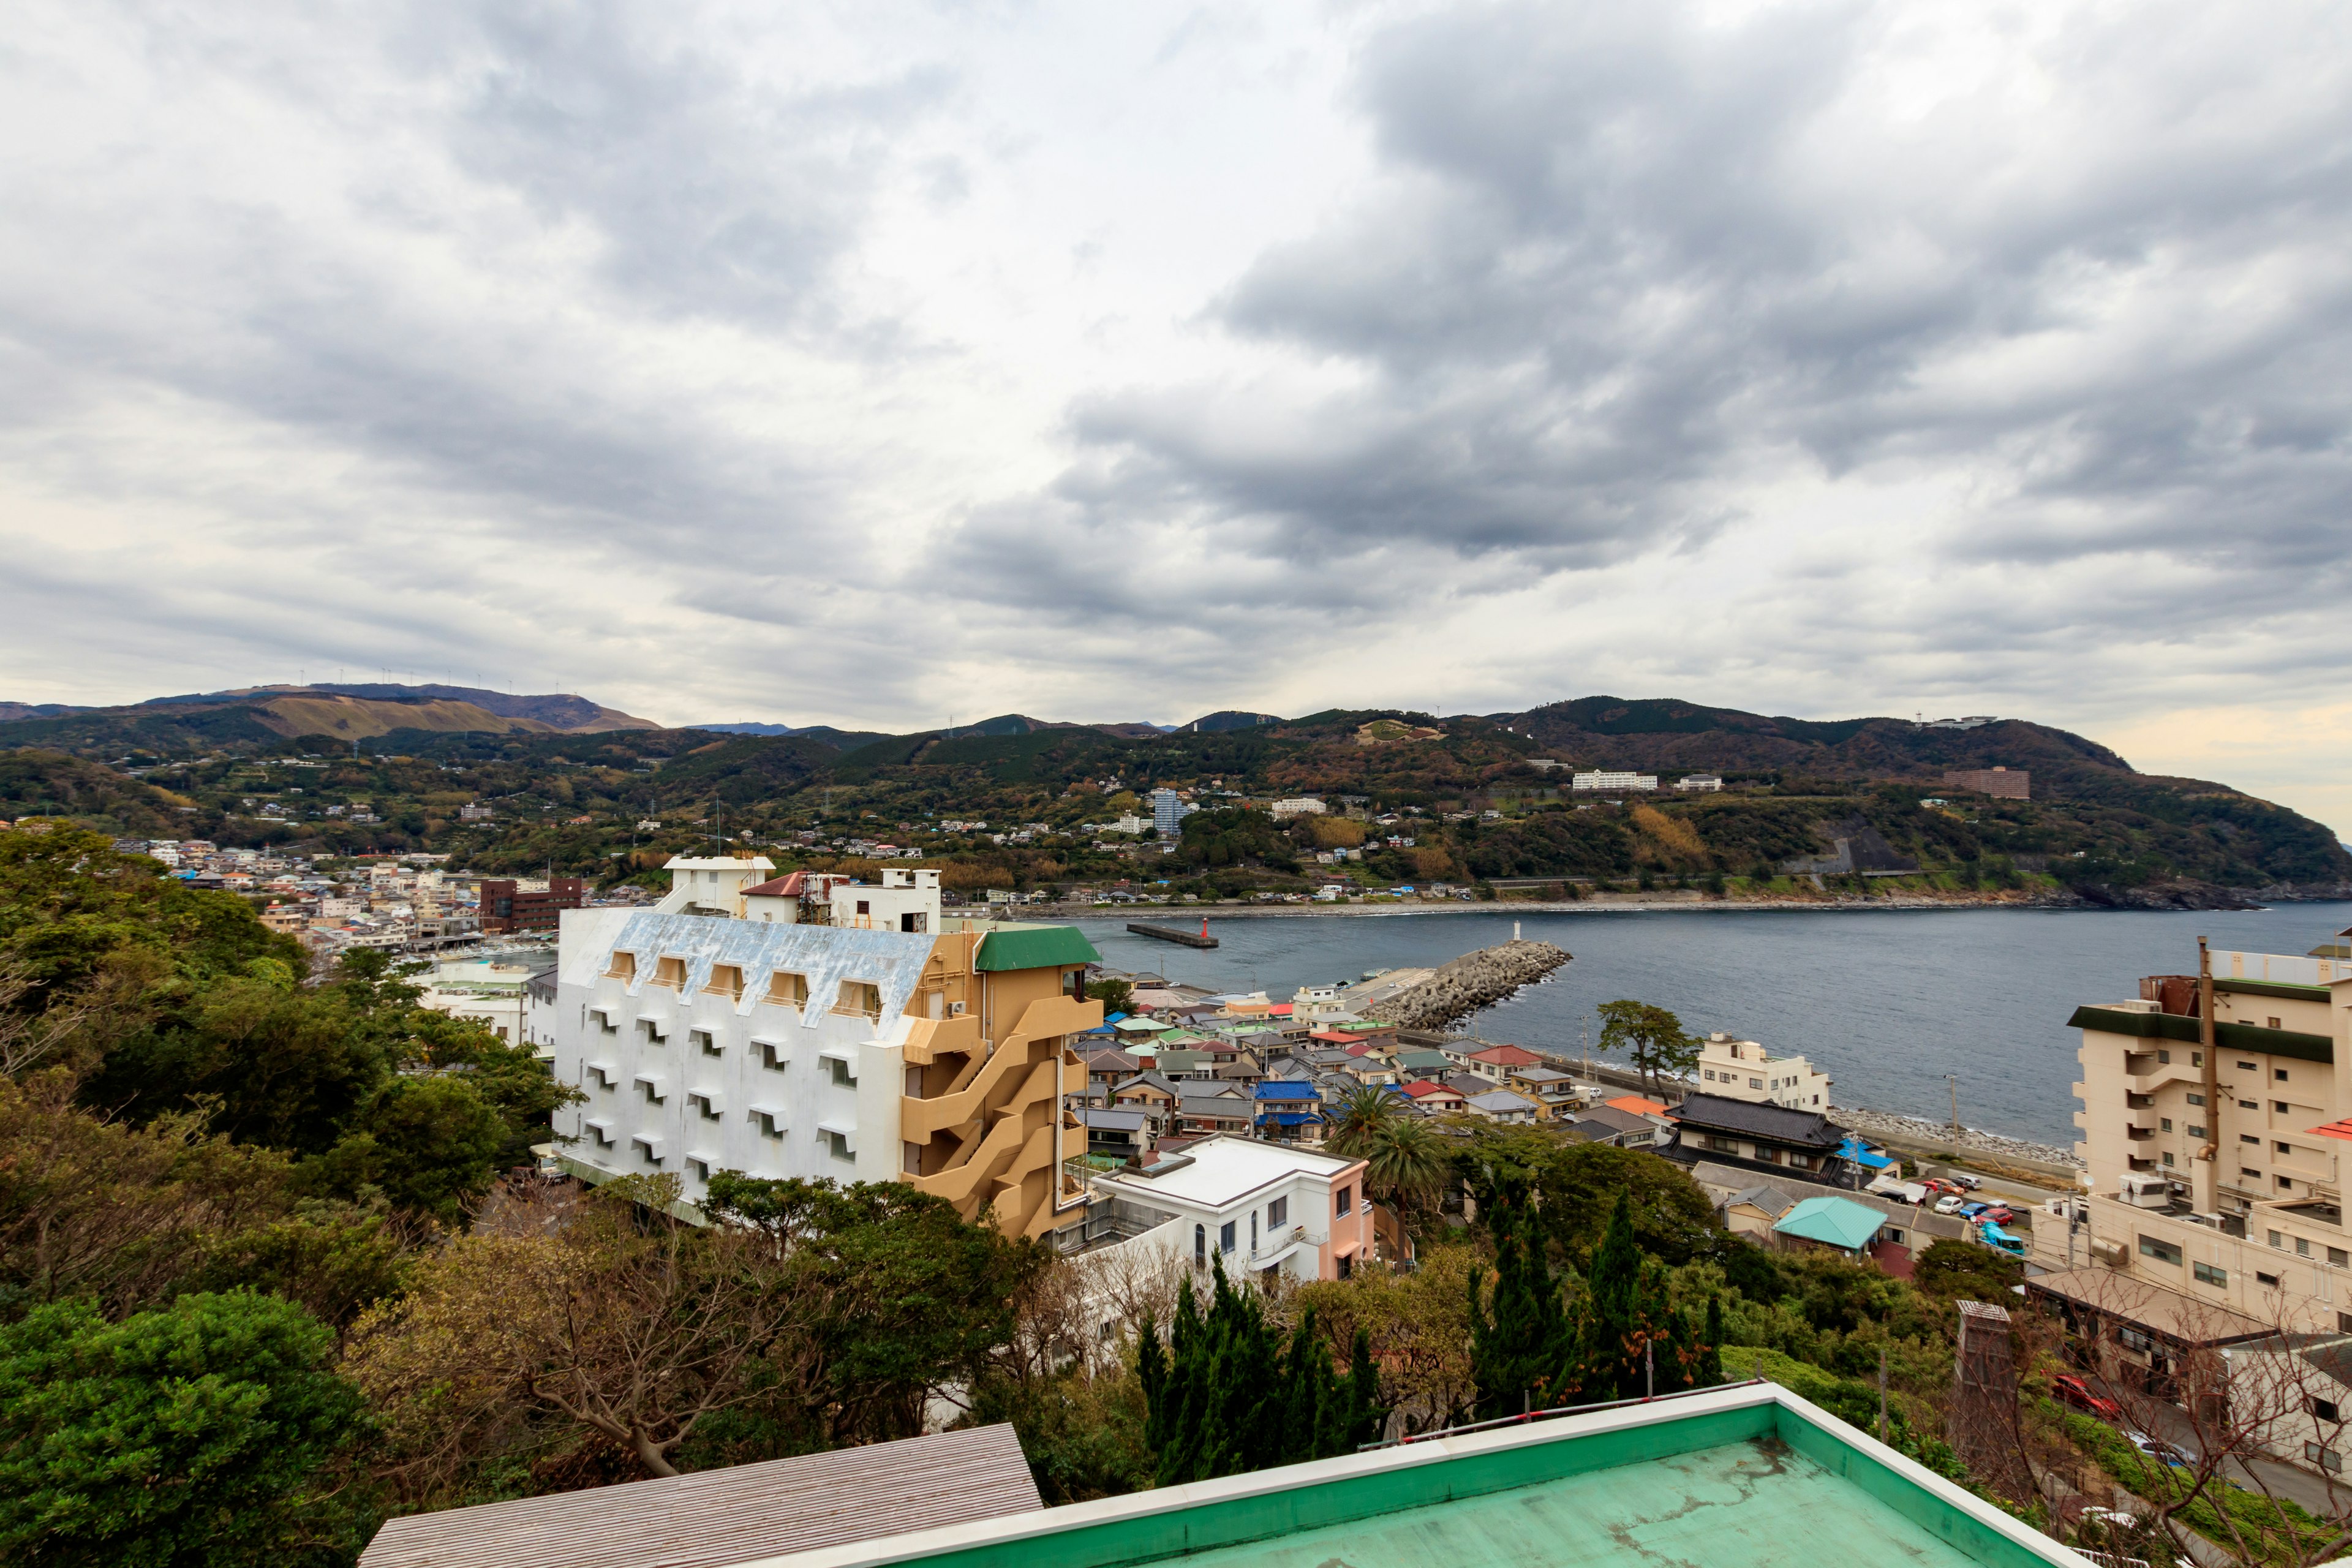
[{"x1": 2, "y1": 696, "x2": 2343, "y2": 899}]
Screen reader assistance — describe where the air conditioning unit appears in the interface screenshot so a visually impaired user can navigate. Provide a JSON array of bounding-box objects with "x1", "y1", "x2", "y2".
[
  {"x1": 2119, "y1": 1172, "x2": 2170, "y2": 1208},
  {"x1": 951, "y1": 1001, "x2": 966, "y2": 1016}
]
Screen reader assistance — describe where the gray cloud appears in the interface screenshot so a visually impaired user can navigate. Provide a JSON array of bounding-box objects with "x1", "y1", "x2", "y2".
[
  {"x1": 4, "y1": 0, "x2": 2352, "y2": 765},
  {"x1": 1033, "y1": 0, "x2": 2352, "y2": 665}
]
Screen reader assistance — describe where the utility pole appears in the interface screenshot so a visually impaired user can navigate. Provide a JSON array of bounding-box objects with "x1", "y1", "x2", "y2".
[
  {"x1": 1877, "y1": 1346, "x2": 1888, "y2": 1441},
  {"x1": 1946, "y1": 1074, "x2": 1959, "y2": 1138}
]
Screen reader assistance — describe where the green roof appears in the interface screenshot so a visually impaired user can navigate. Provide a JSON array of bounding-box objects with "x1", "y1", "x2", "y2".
[
  {"x1": 1773, "y1": 1196, "x2": 1887, "y2": 1251},
  {"x1": 780, "y1": 1383, "x2": 2082, "y2": 1568},
  {"x1": 1397, "y1": 1050, "x2": 1456, "y2": 1069},
  {"x1": 2068, "y1": 1005, "x2": 2334, "y2": 1065},
  {"x1": 971, "y1": 926, "x2": 1102, "y2": 972}
]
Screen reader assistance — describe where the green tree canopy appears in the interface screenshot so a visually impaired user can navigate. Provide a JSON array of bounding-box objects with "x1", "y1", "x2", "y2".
[
  {"x1": 1595, "y1": 999, "x2": 1701, "y2": 1096},
  {"x1": 0, "y1": 1291, "x2": 368, "y2": 1567}
]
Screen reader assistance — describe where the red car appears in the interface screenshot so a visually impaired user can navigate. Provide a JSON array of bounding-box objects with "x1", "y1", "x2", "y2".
[
  {"x1": 1975, "y1": 1205, "x2": 2016, "y2": 1227},
  {"x1": 2052, "y1": 1373, "x2": 2120, "y2": 1421}
]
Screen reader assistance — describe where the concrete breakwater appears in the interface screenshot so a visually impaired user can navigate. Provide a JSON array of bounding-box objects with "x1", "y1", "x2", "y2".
[{"x1": 1363, "y1": 938, "x2": 1573, "y2": 1030}]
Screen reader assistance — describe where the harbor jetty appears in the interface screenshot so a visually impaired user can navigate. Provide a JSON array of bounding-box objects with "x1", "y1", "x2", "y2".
[
  {"x1": 1127, "y1": 921, "x2": 1218, "y2": 949},
  {"x1": 1362, "y1": 937, "x2": 1571, "y2": 1030}
]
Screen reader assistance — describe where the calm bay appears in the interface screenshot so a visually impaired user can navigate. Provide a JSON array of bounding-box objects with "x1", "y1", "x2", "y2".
[{"x1": 1074, "y1": 901, "x2": 2352, "y2": 1148}]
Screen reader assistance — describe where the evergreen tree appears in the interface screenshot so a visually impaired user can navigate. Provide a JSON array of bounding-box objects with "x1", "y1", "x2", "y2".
[
  {"x1": 1580, "y1": 1193, "x2": 1699, "y2": 1401},
  {"x1": 1138, "y1": 1317, "x2": 1169, "y2": 1454},
  {"x1": 1469, "y1": 1196, "x2": 1575, "y2": 1419},
  {"x1": 1341, "y1": 1327, "x2": 1387, "y2": 1449},
  {"x1": 1142, "y1": 1270, "x2": 1392, "y2": 1480}
]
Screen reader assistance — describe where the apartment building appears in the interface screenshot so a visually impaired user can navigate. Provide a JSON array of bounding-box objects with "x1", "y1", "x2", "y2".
[
  {"x1": 2046, "y1": 944, "x2": 2352, "y2": 1344},
  {"x1": 1694, "y1": 1033, "x2": 1831, "y2": 1111},
  {"x1": 478, "y1": 875, "x2": 587, "y2": 934},
  {"x1": 1571, "y1": 771, "x2": 1659, "y2": 793},
  {"x1": 548, "y1": 866, "x2": 1103, "y2": 1240}
]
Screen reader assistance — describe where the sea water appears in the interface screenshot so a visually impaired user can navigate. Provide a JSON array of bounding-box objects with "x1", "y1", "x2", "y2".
[{"x1": 1074, "y1": 901, "x2": 2352, "y2": 1147}]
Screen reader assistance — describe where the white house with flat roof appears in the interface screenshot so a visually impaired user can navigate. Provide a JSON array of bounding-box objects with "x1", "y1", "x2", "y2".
[
  {"x1": 1082, "y1": 1136, "x2": 1378, "y2": 1281},
  {"x1": 1695, "y1": 1033, "x2": 1831, "y2": 1111},
  {"x1": 655, "y1": 856, "x2": 777, "y2": 918}
]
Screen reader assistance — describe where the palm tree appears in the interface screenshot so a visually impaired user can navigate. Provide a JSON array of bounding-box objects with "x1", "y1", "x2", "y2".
[
  {"x1": 1357, "y1": 1119, "x2": 1447, "y2": 1213},
  {"x1": 1322, "y1": 1084, "x2": 1398, "y2": 1157}
]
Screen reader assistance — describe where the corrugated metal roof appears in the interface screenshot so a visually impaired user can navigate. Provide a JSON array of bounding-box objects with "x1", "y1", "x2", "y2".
[
  {"x1": 357, "y1": 1424, "x2": 1041, "y2": 1568},
  {"x1": 973, "y1": 926, "x2": 1102, "y2": 971},
  {"x1": 1771, "y1": 1196, "x2": 1885, "y2": 1251}
]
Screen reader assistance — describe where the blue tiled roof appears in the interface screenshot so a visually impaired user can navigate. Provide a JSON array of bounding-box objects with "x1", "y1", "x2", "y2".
[
  {"x1": 1254, "y1": 1082, "x2": 1319, "y2": 1100},
  {"x1": 1256, "y1": 1110, "x2": 1321, "y2": 1126}
]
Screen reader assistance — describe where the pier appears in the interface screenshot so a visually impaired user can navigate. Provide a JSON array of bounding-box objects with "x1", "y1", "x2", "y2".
[{"x1": 1126, "y1": 921, "x2": 1218, "y2": 949}]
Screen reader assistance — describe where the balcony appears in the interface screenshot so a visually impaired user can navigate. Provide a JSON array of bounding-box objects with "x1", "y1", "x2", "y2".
[{"x1": 2124, "y1": 1126, "x2": 2155, "y2": 1142}]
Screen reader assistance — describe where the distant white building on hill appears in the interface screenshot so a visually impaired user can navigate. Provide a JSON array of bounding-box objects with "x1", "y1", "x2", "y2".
[{"x1": 1572, "y1": 771, "x2": 1658, "y2": 793}]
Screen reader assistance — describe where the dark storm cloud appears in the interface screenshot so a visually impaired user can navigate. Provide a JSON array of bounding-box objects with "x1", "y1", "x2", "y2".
[{"x1": 1022, "y1": 0, "x2": 2352, "y2": 655}]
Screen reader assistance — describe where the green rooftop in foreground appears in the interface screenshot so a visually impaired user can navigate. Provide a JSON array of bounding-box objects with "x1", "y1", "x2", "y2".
[{"x1": 739, "y1": 1384, "x2": 2090, "y2": 1568}]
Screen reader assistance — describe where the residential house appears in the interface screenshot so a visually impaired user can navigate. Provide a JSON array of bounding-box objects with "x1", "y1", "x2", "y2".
[
  {"x1": 1565, "y1": 1105, "x2": 1662, "y2": 1148},
  {"x1": 1507, "y1": 1065, "x2": 1583, "y2": 1117},
  {"x1": 1213, "y1": 1050, "x2": 1267, "y2": 1085},
  {"x1": 1176, "y1": 1088, "x2": 1255, "y2": 1137},
  {"x1": 1080, "y1": 1107, "x2": 1152, "y2": 1163},
  {"x1": 1694, "y1": 1032, "x2": 1832, "y2": 1112},
  {"x1": 1772, "y1": 1196, "x2": 1893, "y2": 1268},
  {"x1": 1722, "y1": 1185, "x2": 1799, "y2": 1240},
  {"x1": 1393, "y1": 1049, "x2": 1457, "y2": 1080},
  {"x1": 1401, "y1": 1079, "x2": 1469, "y2": 1115},
  {"x1": 1464, "y1": 1043, "x2": 1547, "y2": 1084},
  {"x1": 1657, "y1": 1093, "x2": 1853, "y2": 1185},
  {"x1": 1464, "y1": 1088, "x2": 1542, "y2": 1125},
  {"x1": 1254, "y1": 1080, "x2": 1325, "y2": 1143},
  {"x1": 1112, "y1": 1071, "x2": 1182, "y2": 1132},
  {"x1": 1080, "y1": 1134, "x2": 1376, "y2": 1281},
  {"x1": 1081, "y1": 1049, "x2": 1140, "y2": 1091}
]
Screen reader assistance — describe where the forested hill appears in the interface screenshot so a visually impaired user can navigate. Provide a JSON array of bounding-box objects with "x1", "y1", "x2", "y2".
[
  {"x1": 1490, "y1": 698, "x2": 2135, "y2": 788},
  {"x1": 2, "y1": 695, "x2": 2345, "y2": 896}
]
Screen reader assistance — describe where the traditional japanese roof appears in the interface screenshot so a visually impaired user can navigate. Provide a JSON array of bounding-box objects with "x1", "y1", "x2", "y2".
[{"x1": 1666, "y1": 1093, "x2": 1845, "y2": 1150}]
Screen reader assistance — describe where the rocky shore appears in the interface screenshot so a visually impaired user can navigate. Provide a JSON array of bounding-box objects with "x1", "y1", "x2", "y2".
[
  {"x1": 1363, "y1": 938, "x2": 1573, "y2": 1030},
  {"x1": 1828, "y1": 1104, "x2": 2082, "y2": 1171}
]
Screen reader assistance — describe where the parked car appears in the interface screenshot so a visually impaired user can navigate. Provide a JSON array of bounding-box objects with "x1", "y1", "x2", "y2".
[
  {"x1": 1935, "y1": 1195, "x2": 1968, "y2": 1215},
  {"x1": 1948, "y1": 1173, "x2": 1982, "y2": 1190},
  {"x1": 2051, "y1": 1374, "x2": 2122, "y2": 1421},
  {"x1": 1920, "y1": 1178, "x2": 1961, "y2": 1196},
  {"x1": 1957, "y1": 1201, "x2": 1991, "y2": 1218},
  {"x1": 2127, "y1": 1431, "x2": 2193, "y2": 1468},
  {"x1": 1977, "y1": 1221, "x2": 2026, "y2": 1257},
  {"x1": 1975, "y1": 1205, "x2": 2016, "y2": 1227}
]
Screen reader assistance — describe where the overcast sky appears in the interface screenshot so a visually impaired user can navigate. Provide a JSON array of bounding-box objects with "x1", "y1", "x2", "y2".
[{"x1": 5, "y1": 1, "x2": 2350, "y2": 835}]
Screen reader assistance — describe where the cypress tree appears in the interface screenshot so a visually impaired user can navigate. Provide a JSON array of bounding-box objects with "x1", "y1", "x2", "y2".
[
  {"x1": 1470, "y1": 1196, "x2": 1574, "y2": 1419},
  {"x1": 1698, "y1": 1295, "x2": 1725, "y2": 1387},
  {"x1": 1139, "y1": 1317, "x2": 1170, "y2": 1453},
  {"x1": 1583, "y1": 1191, "x2": 1647, "y2": 1401}
]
